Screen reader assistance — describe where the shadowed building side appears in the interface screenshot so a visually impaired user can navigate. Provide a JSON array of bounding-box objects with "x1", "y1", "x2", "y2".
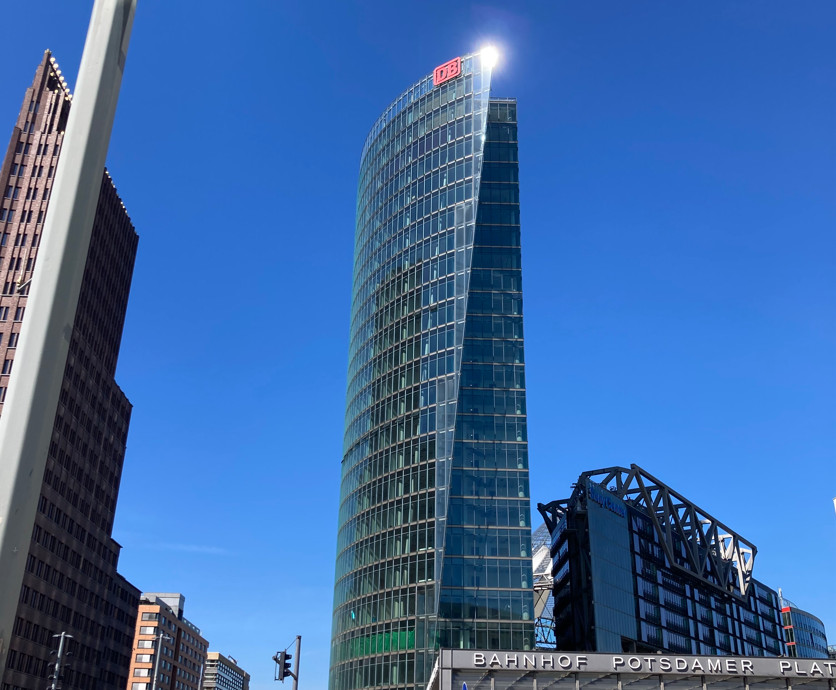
[{"x1": 0, "y1": 52, "x2": 139, "y2": 690}]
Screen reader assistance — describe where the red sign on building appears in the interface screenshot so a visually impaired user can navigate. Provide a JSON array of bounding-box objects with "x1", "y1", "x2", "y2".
[{"x1": 433, "y1": 57, "x2": 461, "y2": 87}]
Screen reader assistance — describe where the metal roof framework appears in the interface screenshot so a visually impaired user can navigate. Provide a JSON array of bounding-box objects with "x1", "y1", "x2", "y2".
[{"x1": 538, "y1": 464, "x2": 757, "y2": 601}]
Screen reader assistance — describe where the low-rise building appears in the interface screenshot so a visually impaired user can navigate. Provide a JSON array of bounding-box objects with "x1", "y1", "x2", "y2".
[{"x1": 202, "y1": 652, "x2": 249, "y2": 690}]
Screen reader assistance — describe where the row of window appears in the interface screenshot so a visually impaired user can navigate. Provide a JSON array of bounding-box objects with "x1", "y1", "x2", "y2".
[
  {"x1": 439, "y1": 586, "x2": 532, "y2": 620},
  {"x1": 337, "y1": 467, "x2": 434, "y2": 546},
  {"x1": 2, "y1": 185, "x2": 47, "y2": 200},
  {"x1": 363, "y1": 150, "x2": 474, "y2": 250},
  {"x1": 28, "y1": 522, "x2": 121, "y2": 615},
  {"x1": 349, "y1": 211, "x2": 461, "y2": 338},
  {"x1": 446, "y1": 497, "x2": 530, "y2": 528},
  {"x1": 332, "y1": 627, "x2": 420, "y2": 675},
  {"x1": 360, "y1": 151, "x2": 475, "y2": 225},
  {"x1": 360, "y1": 76, "x2": 481, "y2": 202},
  {"x1": 361, "y1": 55, "x2": 477, "y2": 167},
  {"x1": 0, "y1": 207, "x2": 45, "y2": 225},
  {"x1": 8, "y1": 163, "x2": 53, "y2": 179},
  {"x1": 339, "y1": 430, "x2": 436, "y2": 505},
  {"x1": 14, "y1": 140, "x2": 59, "y2": 156},
  {"x1": 334, "y1": 549, "x2": 434, "y2": 612},
  {"x1": 336, "y1": 518, "x2": 434, "y2": 577}
]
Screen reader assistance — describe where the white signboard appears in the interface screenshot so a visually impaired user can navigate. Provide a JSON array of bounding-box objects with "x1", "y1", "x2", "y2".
[{"x1": 447, "y1": 650, "x2": 836, "y2": 679}]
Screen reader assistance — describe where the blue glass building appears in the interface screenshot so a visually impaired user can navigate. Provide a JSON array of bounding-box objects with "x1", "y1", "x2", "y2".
[
  {"x1": 539, "y1": 466, "x2": 786, "y2": 658},
  {"x1": 781, "y1": 598, "x2": 829, "y2": 658},
  {"x1": 331, "y1": 50, "x2": 533, "y2": 690}
]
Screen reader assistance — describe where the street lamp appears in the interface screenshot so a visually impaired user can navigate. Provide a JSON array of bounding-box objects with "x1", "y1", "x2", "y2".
[
  {"x1": 49, "y1": 632, "x2": 73, "y2": 690},
  {"x1": 150, "y1": 630, "x2": 172, "y2": 690}
]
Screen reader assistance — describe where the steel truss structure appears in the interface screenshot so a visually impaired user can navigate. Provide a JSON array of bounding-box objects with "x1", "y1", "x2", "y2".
[
  {"x1": 531, "y1": 524, "x2": 557, "y2": 649},
  {"x1": 533, "y1": 581, "x2": 556, "y2": 649},
  {"x1": 538, "y1": 464, "x2": 756, "y2": 600}
]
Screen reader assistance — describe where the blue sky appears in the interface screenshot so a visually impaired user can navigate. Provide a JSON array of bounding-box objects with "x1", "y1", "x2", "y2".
[{"x1": 1, "y1": 2, "x2": 835, "y2": 688}]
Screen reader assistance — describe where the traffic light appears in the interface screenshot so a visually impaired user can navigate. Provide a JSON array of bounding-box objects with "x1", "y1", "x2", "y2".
[
  {"x1": 273, "y1": 651, "x2": 293, "y2": 682},
  {"x1": 273, "y1": 651, "x2": 286, "y2": 681},
  {"x1": 272, "y1": 636, "x2": 300, "y2": 688}
]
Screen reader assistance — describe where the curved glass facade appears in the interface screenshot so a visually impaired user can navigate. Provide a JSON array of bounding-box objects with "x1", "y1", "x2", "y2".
[
  {"x1": 782, "y1": 605, "x2": 829, "y2": 658},
  {"x1": 330, "y1": 52, "x2": 533, "y2": 690}
]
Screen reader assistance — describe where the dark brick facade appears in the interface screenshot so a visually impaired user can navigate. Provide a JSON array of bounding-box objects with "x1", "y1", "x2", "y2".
[{"x1": 0, "y1": 52, "x2": 140, "y2": 690}]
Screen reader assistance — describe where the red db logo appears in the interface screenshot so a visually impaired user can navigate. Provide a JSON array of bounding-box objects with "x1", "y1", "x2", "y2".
[{"x1": 433, "y1": 57, "x2": 461, "y2": 87}]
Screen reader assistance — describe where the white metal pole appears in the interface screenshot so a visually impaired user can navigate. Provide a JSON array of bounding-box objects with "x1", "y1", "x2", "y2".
[{"x1": 0, "y1": 0, "x2": 136, "y2": 673}]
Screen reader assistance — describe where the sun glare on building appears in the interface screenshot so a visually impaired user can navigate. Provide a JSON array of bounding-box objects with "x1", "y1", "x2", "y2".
[{"x1": 480, "y1": 45, "x2": 499, "y2": 70}]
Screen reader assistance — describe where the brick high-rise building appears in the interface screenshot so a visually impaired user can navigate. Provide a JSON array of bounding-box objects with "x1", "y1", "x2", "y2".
[
  {"x1": 127, "y1": 594, "x2": 208, "y2": 690},
  {"x1": 0, "y1": 52, "x2": 140, "y2": 690}
]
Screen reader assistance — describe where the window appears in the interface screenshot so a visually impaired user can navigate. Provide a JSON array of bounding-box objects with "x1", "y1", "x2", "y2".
[
  {"x1": 0, "y1": 387, "x2": 6, "y2": 403},
  {"x1": 2, "y1": 359, "x2": 13, "y2": 375},
  {"x1": 136, "y1": 654, "x2": 153, "y2": 663},
  {"x1": 0, "y1": 307, "x2": 8, "y2": 321},
  {"x1": 8, "y1": 333, "x2": 18, "y2": 348},
  {"x1": 137, "y1": 640, "x2": 155, "y2": 649},
  {"x1": 14, "y1": 307, "x2": 24, "y2": 321},
  {"x1": 131, "y1": 684, "x2": 149, "y2": 690},
  {"x1": 141, "y1": 612, "x2": 159, "y2": 621},
  {"x1": 134, "y1": 669, "x2": 150, "y2": 677},
  {"x1": 139, "y1": 626, "x2": 156, "y2": 634}
]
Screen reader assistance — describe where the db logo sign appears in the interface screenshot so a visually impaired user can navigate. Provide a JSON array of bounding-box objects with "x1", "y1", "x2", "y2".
[{"x1": 433, "y1": 57, "x2": 461, "y2": 87}]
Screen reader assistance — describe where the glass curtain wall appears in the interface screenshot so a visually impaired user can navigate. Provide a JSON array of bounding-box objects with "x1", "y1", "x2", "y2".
[
  {"x1": 331, "y1": 53, "x2": 532, "y2": 690},
  {"x1": 437, "y1": 99, "x2": 534, "y2": 652}
]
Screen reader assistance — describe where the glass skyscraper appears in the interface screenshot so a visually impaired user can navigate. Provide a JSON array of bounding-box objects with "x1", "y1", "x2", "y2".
[{"x1": 331, "y1": 50, "x2": 533, "y2": 690}]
